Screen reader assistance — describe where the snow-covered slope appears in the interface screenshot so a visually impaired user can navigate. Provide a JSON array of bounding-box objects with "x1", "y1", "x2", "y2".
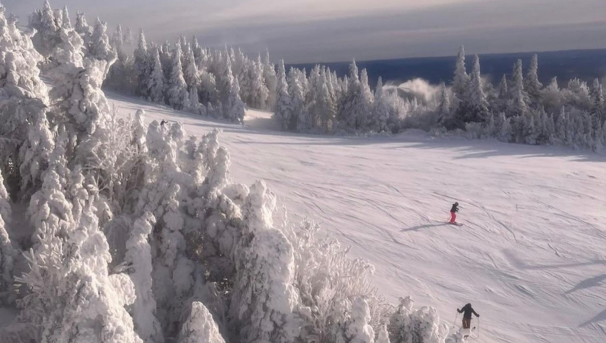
[{"x1": 110, "y1": 92, "x2": 606, "y2": 343}]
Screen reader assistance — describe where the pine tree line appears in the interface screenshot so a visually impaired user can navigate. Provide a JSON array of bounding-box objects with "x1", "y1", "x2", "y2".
[
  {"x1": 104, "y1": 28, "x2": 274, "y2": 123},
  {"x1": 277, "y1": 46, "x2": 606, "y2": 152},
  {"x1": 439, "y1": 46, "x2": 606, "y2": 152}
]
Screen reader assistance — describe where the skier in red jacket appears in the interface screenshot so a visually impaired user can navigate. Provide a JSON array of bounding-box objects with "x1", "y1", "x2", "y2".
[{"x1": 449, "y1": 202, "x2": 459, "y2": 224}]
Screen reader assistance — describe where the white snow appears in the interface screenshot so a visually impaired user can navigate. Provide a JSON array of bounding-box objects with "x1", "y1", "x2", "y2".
[{"x1": 108, "y1": 91, "x2": 606, "y2": 343}]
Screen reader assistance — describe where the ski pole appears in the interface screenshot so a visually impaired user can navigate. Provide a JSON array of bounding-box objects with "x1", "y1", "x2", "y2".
[
  {"x1": 452, "y1": 313, "x2": 458, "y2": 329},
  {"x1": 478, "y1": 317, "x2": 481, "y2": 338}
]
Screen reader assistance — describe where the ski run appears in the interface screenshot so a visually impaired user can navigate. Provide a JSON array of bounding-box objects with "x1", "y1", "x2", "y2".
[{"x1": 110, "y1": 92, "x2": 606, "y2": 343}]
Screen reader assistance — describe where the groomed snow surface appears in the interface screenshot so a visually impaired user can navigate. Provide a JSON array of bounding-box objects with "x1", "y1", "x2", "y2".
[{"x1": 116, "y1": 92, "x2": 603, "y2": 343}]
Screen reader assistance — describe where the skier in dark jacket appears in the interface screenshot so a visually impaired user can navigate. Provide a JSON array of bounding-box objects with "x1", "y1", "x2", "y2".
[
  {"x1": 457, "y1": 303, "x2": 479, "y2": 329},
  {"x1": 449, "y1": 202, "x2": 459, "y2": 224},
  {"x1": 160, "y1": 120, "x2": 168, "y2": 127}
]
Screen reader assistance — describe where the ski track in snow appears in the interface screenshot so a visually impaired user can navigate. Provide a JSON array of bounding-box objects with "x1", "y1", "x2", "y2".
[{"x1": 105, "y1": 92, "x2": 606, "y2": 342}]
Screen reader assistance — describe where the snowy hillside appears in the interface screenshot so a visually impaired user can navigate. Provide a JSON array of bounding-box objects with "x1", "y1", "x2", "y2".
[{"x1": 110, "y1": 92, "x2": 606, "y2": 343}]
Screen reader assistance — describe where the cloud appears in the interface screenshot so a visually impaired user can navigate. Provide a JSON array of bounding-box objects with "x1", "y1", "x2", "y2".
[{"x1": 5, "y1": 0, "x2": 606, "y2": 63}]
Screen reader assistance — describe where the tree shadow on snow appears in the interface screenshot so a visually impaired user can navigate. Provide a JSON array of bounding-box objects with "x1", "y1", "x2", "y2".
[
  {"x1": 579, "y1": 308, "x2": 606, "y2": 327},
  {"x1": 400, "y1": 223, "x2": 448, "y2": 232},
  {"x1": 503, "y1": 249, "x2": 606, "y2": 270},
  {"x1": 565, "y1": 274, "x2": 606, "y2": 294}
]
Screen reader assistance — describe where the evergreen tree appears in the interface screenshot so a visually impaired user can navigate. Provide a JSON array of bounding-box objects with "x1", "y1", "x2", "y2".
[
  {"x1": 0, "y1": 169, "x2": 15, "y2": 305},
  {"x1": 134, "y1": 29, "x2": 150, "y2": 97},
  {"x1": 178, "y1": 302, "x2": 226, "y2": 343},
  {"x1": 183, "y1": 48, "x2": 200, "y2": 93},
  {"x1": 452, "y1": 46, "x2": 469, "y2": 107},
  {"x1": 337, "y1": 60, "x2": 366, "y2": 130},
  {"x1": 590, "y1": 78, "x2": 604, "y2": 124},
  {"x1": 148, "y1": 47, "x2": 166, "y2": 104},
  {"x1": 220, "y1": 58, "x2": 246, "y2": 123},
  {"x1": 263, "y1": 50, "x2": 278, "y2": 110},
  {"x1": 359, "y1": 69, "x2": 374, "y2": 130},
  {"x1": 319, "y1": 72, "x2": 337, "y2": 132},
  {"x1": 127, "y1": 213, "x2": 164, "y2": 343},
  {"x1": 436, "y1": 82, "x2": 451, "y2": 126},
  {"x1": 61, "y1": 6, "x2": 71, "y2": 30},
  {"x1": 288, "y1": 68, "x2": 308, "y2": 131},
  {"x1": 249, "y1": 55, "x2": 269, "y2": 109},
  {"x1": 160, "y1": 42, "x2": 173, "y2": 80},
  {"x1": 0, "y1": 6, "x2": 53, "y2": 196},
  {"x1": 541, "y1": 77, "x2": 562, "y2": 113},
  {"x1": 496, "y1": 74, "x2": 509, "y2": 113},
  {"x1": 74, "y1": 11, "x2": 91, "y2": 42},
  {"x1": 342, "y1": 298, "x2": 375, "y2": 343},
  {"x1": 124, "y1": 27, "x2": 134, "y2": 45},
  {"x1": 166, "y1": 44, "x2": 190, "y2": 110},
  {"x1": 88, "y1": 18, "x2": 117, "y2": 77},
  {"x1": 376, "y1": 325, "x2": 391, "y2": 343},
  {"x1": 274, "y1": 60, "x2": 292, "y2": 130},
  {"x1": 230, "y1": 181, "x2": 301, "y2": 343},
  {"x1": 464, "y1": 55, "x2": 489, "y2": 123},
  {"x1": 509, "y1": 60, "x2": 529, "y2": 116},
  {"x1": 28, "y1": 0, "x2": 61, "y2": 58},
  {"x1": 525, "y1": 54, "x2": 543, "y2": 106},
  {"x1": 111, "y1": 24, "x2": 124, "y2": 51}
]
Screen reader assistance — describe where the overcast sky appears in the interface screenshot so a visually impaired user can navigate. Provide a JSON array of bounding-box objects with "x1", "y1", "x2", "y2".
[{"x1": 5, "y1": 0, "x2": 606, "y2": 63}]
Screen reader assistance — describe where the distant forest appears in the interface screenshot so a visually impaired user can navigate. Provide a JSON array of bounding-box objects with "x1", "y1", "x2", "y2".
[{"x1": 288, "y1": 49, "x2": 606, "y2": 88}]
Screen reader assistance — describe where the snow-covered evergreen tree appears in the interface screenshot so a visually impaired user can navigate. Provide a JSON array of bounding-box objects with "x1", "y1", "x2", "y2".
[
  {"x1": 111, "y1": 24, "x2": 124, "y2": 51},
  {"x1": 377, "y1": 325, "x2": 391, "y2": 343},
  {"x1": 338, "y1": 60, "x2": 367, "y2": 131},
  {"x1": 288, "y1": 68, "x2": 308, "y2": 131},
  {"x1": 124, "y1": 27, "x2": 134, "y2": 45},
  {"x1": 61, "y1": 6, "x2": 71, "y2": 30},
  {"x1": 436, "y1": 82, "x2": 451, "y2": 127},
  {"x1": 541, "y1": 77, "x2": 563, "y2": 113},
  {"x1": 134, "y1": 29, "x2": 151, "y2": 97},
  {"x1": 199, "y1": 68, "x2": 217, "y2": 107},
  {"x1": 509, "y1": 60, "x2": 529, "y2": 117},
  {"x1": 590, "y1": 78, "x2": 604, "y2": 125},
  {"x1": 219, "y1": 58, "x2": 246, "y2": 122},
  {"x1": 166, "y1": 44, "x2": 190, "y2": 110},
  {"x1": 343, "y1": 298, "x2": 375, "y2": 343},
  {"x1": 565, "y1": 78, "x2": 592, "y2": 110},
  {"x1": 372, "y1": 77, "x2": 391, "y2": 132},
  {"x1": 183, "y1": 48, "x2": 200, "y2": 93},
  {"x1": 0, "y1": 5, "x2": 53, "y2": 196},
  {"x1": 135, "y1": 121, "x2": 196, "y2": 336},
  {"x1": 230, "y1": 180, "x2": 301, "y2": 343},
  {"x1": 525, "y1": 54, "x2": 542, "y2": 106},
  {"x1": 263, "y1": 50, "x2": 278, "y2": 110},
  {"x1": 127, "y1": 212, "x2": 164, "y2": 343},
  {"x1": 28, "y1": 0, "x2": 61, "y2": 58},
  {"x1": 274, "y1": 60, "x2": 292, "y2": 130},
  {"x1": 452, "y1": 46, "x2": 469, "y2": 108},
  {"x1": 387, "y1": 296, "x2": 442, "y2": 343},
  {"x1": 464, "y1": 55, "x2": 489, "y2": 123},
  {"x1": 148, "y1": 47, "x2": 166, "y2": 104},
  {"x1": 178, "y1": 302, "x2": 226, "y2": 343},
  {"x1": 360, "y1": 69, "x2": 374, "y2": 130},
  {"x1": 318, "y1": 72, "x2": 337, "y2": 133},
  {"x1": 75, "y1": 11, "x2": 92, "y2": 41},
  {"x1": 88, "y1": 18, "x2": 117, "y2": 77},
  {"x1": 247, "y1": 55, "x2": 269, "y2": 110},
  {"x1": 20, "y1": 193, "x2": 143, "y2": 343},
  {"x1": 0, "y1": 169, "x2": 15, "y2": 305}
]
